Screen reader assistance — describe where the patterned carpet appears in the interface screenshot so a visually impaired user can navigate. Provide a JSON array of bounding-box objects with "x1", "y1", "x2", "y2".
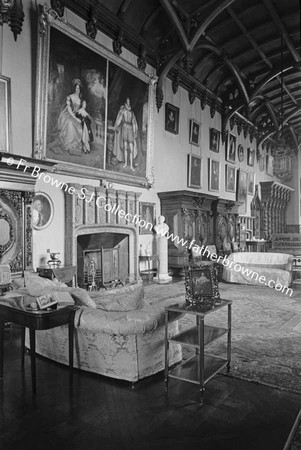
[{"x1": 144, "y1": 281, "x2": 301, "y2": 394}]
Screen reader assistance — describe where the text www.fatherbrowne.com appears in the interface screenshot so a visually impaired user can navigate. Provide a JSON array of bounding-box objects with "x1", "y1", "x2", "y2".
[
  {"x1": 8, "y1": 156, "x2": 293, "y2": 297},
  {"x1": 155, "y1": 226, "x2": 293, "y2": 297}
]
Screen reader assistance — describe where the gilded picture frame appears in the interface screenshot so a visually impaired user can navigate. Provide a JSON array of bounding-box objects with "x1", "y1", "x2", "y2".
[
  {"x1": 225, "y1": 165, "x2": 236, "y2": 193},
  {"x1": 209, "y1": 128, "x2": 220, "y2": 153},
  {"x1": 189, "y1": 119, "x2": 200, "y2": 146},
  {"x1": 34, "y1": 5, "x2": 154, "y2": 188},
  {"x1": 165, "y1": 103, "x2": 179, "y2": 134},
  {"x1": 208, "y1": 158, "x2": 220, "y2": 192},
  {"x1": 139, "y1": 202, "x2": 155, "y2": 235},
  {"x1": 32, "y1": 192, "x2": 54, "y2": 230},
  {"x1": 0, "y1": 75, "x2": 11, "y2": 153},
  {"x1": 188, "y1": 154, "x2": 202, "y2": 189}
]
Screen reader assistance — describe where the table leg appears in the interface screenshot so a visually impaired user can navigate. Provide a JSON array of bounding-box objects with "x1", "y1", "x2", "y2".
[
  {"x1": 68, "y1": 316, "x2": 75, "y2": 387},
  {"x1": 197, "y1": 316, "x2": 205, "y2": 404},
  {"x1": 164, "y1": 310, "x2": 169, "y2": 390},
  {"x1": 29, "y1": 328, "x2": 36, "y2": 394},
  {"x1": 0, "y1": 320, "x2": 4, "y2": 379},
  {"x1": 227, "y1": 304, "x2": 232, "y2": 372},
  {"x1": 20, "y1": 327, "x2": 25, "y2": 368}
]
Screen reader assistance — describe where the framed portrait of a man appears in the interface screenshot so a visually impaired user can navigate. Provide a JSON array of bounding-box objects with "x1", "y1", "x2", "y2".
[
  {"x1": 188, "y1": 154, "x2": 202, "y2": 188},
  {"x1": 32, "y1": 193, "x2": 54, "y2": 230},
  {"x1": 226, "y1": 133, "x2": 236, "y2": 163},
  {"x1": 208, "y1": 158, "x2": 220, "y2": 192},
  {"x1": 226, "y1": 165, "x2": 236, "y2": 193},
  {"x1": 189, "y1": 119, "x2": 200, "y2": 146},
  {"x1": 165, "y1": 103, "x2": 179, "y2": 134},
  {"x1": 209, "y1": 128, "x2": 220, "y2": 152}
]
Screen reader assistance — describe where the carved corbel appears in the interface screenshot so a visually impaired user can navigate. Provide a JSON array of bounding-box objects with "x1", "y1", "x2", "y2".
[
  {"x1": 172, "y1": 72, "x2": 180, "y2": 94},
  {"x1": 113, "y1": 28, "x2": 124, "y2": 56},
  {"x1": 189, "y1": 84, "x2": 196, "y2": 105},
  {"x1": 137, "y1": 46, "x2": 147, "y2": 72},
  {"x1": 200, "y1": 90, "x2": 207, "y2": 111},
  {"x1": 156, "y1": 84, "x2": 164, "y2": 112},
  {"x1": 86, "y1": 8, "x2": 97, "y2": 40},
  {"x1": 50, "y1": 0, "x2": 64, "y2": 17}
]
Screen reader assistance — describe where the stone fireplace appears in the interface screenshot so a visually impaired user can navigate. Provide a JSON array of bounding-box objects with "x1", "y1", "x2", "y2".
[{"x1": 65, "y1": 184, "x2": 141, "y2": 286}]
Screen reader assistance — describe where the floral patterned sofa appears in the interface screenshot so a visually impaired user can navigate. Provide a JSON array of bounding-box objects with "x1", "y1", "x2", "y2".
[{"x1": 9, "y1": 273, "x2": 182, "y2": 383}]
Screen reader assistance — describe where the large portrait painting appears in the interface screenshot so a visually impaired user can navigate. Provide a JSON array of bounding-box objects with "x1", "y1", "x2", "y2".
[
  {"x1": 34, "y1": 7, "x2": 153, "y2": 185},
  {"x1": 0, "y1": 75, "x2": 11, "y2": 153}
]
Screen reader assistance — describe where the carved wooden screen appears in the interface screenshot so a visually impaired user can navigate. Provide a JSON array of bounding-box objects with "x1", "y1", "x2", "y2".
[{"x1": 0, "y1": 189, "x2": 33, "y2": 275}]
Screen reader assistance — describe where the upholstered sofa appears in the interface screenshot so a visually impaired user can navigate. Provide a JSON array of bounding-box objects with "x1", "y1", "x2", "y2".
[
  {"x1": 6, "y1": 273, "x2": 182, "y2": 383},
  {"x1": 222, "y1": 251, "x2": 294, "y2": 287}
]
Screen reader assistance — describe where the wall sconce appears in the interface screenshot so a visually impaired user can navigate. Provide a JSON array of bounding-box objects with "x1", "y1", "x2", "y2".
[{"x1": 0, "y1": 0, "x2": 24, "y2": 41}]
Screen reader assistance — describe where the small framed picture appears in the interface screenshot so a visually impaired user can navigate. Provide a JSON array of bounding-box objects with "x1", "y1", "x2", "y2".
[
  {"x1": 225, "y1": 165, "x2": 237, "y2": 193},
  {"x1": 247, "y1": 148, "x2": 255, "y2": 166},
  {"x1": 184, "y1": 263, "x2": 220, "y2": 308},
  {"x1": 259, "y1": 155, "x2": 265, "y2": 172},
  {"x1": 266, "y1": 155, "x2": 274, "y2": 176},
  {"x1": 247, "y1": 173, "x2": 255, "y2": 195},
  {"x1": 237, "y1": 170, "x2": 247, "y2": 203},
  {"x1": 32, "y1": 192, "x2": 54, "y2": 230},
  {"x1": 237, "y1": 144, "x2": 244, "y2": 162},
  {"x1": 209, "y1": 128, "x2": 220, "y2": 152},
  {"x1": 139, "y1": 202, "x2": 155, "y2": 235},
  {"x1": 36, "y1": 293, "x2": 58, "y2": 310},
  {"x1": 165, "y1": 103, "x2": 179, "y2": 134},
  {"x1": 226, "y1": 133, "x2": 236, "y2": 163},
  {"x1": 189, "y1": 119, "x2": 200, "y2": 146},
  {"x1": 208, "y1": 158, "x2": 220, "y2": 192},
  {"x1": 188, "y1": 154, "x2": 202, "y2": 188}
]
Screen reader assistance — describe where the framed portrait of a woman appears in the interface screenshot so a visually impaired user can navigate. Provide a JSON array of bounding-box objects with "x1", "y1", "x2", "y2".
[
  {"x1": 32, "y1": 193, "x2": 54, "y2": 230},
  {"x1": 34, "y1": 6, "x2": 154, "y2": 186}
]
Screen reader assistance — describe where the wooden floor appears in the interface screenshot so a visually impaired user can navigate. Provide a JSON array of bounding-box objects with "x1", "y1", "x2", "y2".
[{"x1": 0, "y1": 326, "x2": 300, "y2": 450}]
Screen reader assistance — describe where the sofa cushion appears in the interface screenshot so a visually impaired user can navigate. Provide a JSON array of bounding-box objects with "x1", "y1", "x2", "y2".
[
  {"x1": 24, "y1": 272, "x2": 67, "y2": 296},
  {"x1": 91, "y1": 282, "x2": 145, "y2": 311}
]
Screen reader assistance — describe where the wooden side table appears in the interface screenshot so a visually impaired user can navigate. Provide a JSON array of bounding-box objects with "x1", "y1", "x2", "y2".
[{"x1": 0, "y1": 297, "x2": 77, "y2": 394}]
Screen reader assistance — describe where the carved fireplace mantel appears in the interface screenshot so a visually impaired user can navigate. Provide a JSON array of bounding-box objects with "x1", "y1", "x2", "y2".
[{"x1": 65, "y1": 184, "x2": 141, "y2": 284}]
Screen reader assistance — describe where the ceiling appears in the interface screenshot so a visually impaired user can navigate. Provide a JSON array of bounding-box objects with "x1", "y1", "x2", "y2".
[{"x1": 61, "y1": 0, "x2": 301, "y2": 149}]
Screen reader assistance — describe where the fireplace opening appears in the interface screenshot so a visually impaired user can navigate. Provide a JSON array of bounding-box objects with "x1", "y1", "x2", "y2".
[{"x1": 77, "y1": 232, "x2": 129, "y2": 289}]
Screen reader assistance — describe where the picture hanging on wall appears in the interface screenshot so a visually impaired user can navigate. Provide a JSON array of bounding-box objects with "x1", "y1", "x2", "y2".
[
  {"x1": 226, "y1": 133, "x2": 236, "y2": 163},
  {"x1": 225, "y1": 165, "x2": 236, "y2": 193},
  {"x1": 165, "y1": 103, "x2": 179, "y2": 134},
  {"x1": 188, "y1": 154, "x2": 202, "y2": 188},
  {"x1": 209, "y1": 128, "x2": 220, "y2": 152},
  {"x1": 189, "y1": 119, "x2": 200, "y2": 146},
  {"x1": 0, "y1": 75, "x2": 11, "y2": 153},
  {"x1": 266, "y1": 155, "x2": 274, "y2": 176},
  {"x1": 247, "y1": 173, "x2": 255, "y2": 195},
  {"x1": 208, "y1": 158, "x2": 220, "y2": 192},
  {"x1": 139, "y1": 202, "x2": 155, "y2": 235},
  {"x1": 34, "y1": 6, "x2": 154, "y2": 187},
  {"x1": 247, "y1": 148, "x2": 255, "y2": 166},
  {"x1": 32, "y1": 192, "x2": 54, "y2": 230},
  {"x1": 237, "y1": 144, "x2": 244, "y2": 162},
  {"x1": 236, "y1": 170, "x2": 247, "y2": 205}
]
